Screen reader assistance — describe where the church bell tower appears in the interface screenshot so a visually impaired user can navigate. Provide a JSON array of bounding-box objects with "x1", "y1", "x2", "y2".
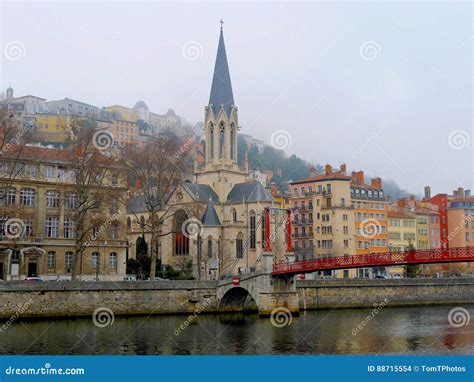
[{"x1": 194, "y1": 22, "x2": 249, "y2": 201}]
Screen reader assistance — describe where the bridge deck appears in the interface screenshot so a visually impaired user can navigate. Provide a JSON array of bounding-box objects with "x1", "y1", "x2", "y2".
[{"x1": 272, "y1": 247, "x2": 474, "y2": 275}]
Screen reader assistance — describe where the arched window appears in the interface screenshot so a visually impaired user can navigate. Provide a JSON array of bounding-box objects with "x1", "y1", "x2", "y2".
[
  {"x1": 139, "y1": 216, "x2": 145, "y2": 229},
  {"x1": 261, "y1": 213, "x2": 266, "y2": 248},
  {"x1": 230, "y1": 124, "x2": 235, "y2": 160},
  {"x1": 209, "y1": 123, "x2": 215, "y2": 160},
  {"x1": 174, "y1": 210, "x2": 189, "y2": 255},
  {"x1": 236, "y1": 233, "x2": 243, "y2": 259},
  {"x1": 127, "y1": 217, "x2": 131, "y2": 230},
  {"x1": 250, "y1": 211, "x2": 256, "y2": 249},
  {"x1": 232, "y1": 208, "x2": 237, "y2": 223},
  {"x1": 207, "y1": 236, "x2": 213, "y2": 258},
  {"x1": 219, "y1": 122, "x2": 225, "y2": 158}
]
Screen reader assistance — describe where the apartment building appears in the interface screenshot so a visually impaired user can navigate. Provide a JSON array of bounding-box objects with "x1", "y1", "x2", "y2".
[{"x1": 0, "y1": 146, "x2": 128, "y2": 281}]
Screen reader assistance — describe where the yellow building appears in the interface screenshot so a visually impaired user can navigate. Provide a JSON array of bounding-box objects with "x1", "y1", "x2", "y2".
[
  {"x1": 387, "y1": 210, "x2": 416, "y2": 277},
  {"x1": 310, "y1": 165, "x2": 357, "y2": 279},
  {"x1": 103, "y1": 105, "x2": 139, "y2": 123},
  {"x1": 34, "y1": 113, "x2": 72, "y2": 143}
]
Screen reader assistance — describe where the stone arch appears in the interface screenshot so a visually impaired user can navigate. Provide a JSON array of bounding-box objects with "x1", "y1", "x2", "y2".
[{"x1": 219, "y1": 287, "x2": 258, "y2": 313}]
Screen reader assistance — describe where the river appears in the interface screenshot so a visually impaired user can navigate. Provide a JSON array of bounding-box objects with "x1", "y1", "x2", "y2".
[{"x1": 1, "y1": 305, "x2": 473, "y2": 355}]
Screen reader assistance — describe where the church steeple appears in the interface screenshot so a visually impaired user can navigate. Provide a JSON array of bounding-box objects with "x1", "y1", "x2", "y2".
[
  {"x1": 195, "y1": 23, "x2": 248, "y2": 201},
  {"x1": 209, "y1": 23, "x2": 234, "y2": 118}
]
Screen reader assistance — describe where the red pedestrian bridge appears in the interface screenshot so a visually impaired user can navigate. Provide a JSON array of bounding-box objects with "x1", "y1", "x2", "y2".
[{"x1": 272, "y1": 247, "x2": 474, "y2": 275}]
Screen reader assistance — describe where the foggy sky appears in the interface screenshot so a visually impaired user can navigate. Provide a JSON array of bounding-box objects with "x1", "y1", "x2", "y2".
[{"x1": 1, "y1": 1, "x2": 472, "y2": 195}]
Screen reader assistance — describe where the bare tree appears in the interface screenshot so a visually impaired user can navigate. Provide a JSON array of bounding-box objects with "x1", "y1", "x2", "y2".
[
  {"x1": 67, "y1": 117, "x2": 121, "y2": 280},
  {"x1": 123, "y1": 131, "x2": 196, "y2": 279}
]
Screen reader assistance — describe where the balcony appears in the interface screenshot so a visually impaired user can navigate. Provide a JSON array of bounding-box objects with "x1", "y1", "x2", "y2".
[{"x1": 321, "y1": 203, "x2": 354, "y2": 210}]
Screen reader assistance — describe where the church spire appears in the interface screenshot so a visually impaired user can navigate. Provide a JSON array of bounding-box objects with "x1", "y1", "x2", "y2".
[{"x1": 209, "y1": 22, "x2": 234, "y2": 117}]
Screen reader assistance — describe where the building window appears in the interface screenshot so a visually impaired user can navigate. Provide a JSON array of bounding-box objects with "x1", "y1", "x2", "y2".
[
  {"x1": 46, "y1": 190, "x2": 60, "y2": 208},
  {"x1": 261, "y1": 214, "x2": 266, "y2": 248},
  {"x1": 111, "y1": 223, "x2": 119, "y2": 240},
  {"x1": 64, "y1": 218, "x2": 75, "y2": 238},
  {"x1": 109, "y1": 252, "x2": 117, "y2": 268},
  {"x1": 45, "y1": 217, "x2": 59, "y2": 238},
  {"x1": 250, "y1": 212, "x2": 256, "y2": 249},
  {"x1": 64, "y1": 192, "x2": 78, "y2": 209},
  {"x1": 20, "y1": 188, "x2": 35, "y2": 207},
  {"x1": 0, "y1": 187, "x2": 16, "y2": 205},
  {"x1": 45, "y1": 166, "x2": 55, "y2": 178},
  {"x1": 236, "y1": 233, "x2": 243, "y2": 259},
  {"x1": 207, "y1": 237, "x2": 213, "y2": 259},
  {"x1": 111, "y1": 175, "x2": 118, "y2": 186},
  {"x1": 209, "y1": 124, "x2": 214, "y2": 160},
  {"x1": 127, "y1": 217, "x2": 132, "y2": 230},
  {"x1": 219, "y1": 122, "x2": 225, "y2": 158},
  {"x1": 230, "y1": 124, "x2": 235, "y2": 160},
  {"x1": 91, "y1": 252, "x2": 99, "y2": 269},
  {"x1": 232, "y1": 208, "x2": 237, "y2": 223},
  {"x1": 47, "y1": 251, "x2": 56, "y2": 269},
  {"x1": 65, "y1": 251, "x2": 73, "y2": 270},
  {"x1": 111, "y1": 198, "x2": 119, "y2": 213}
]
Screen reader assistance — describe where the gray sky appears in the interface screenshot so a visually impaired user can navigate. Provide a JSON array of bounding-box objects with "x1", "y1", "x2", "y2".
[{"x1": 1, "y1": 1, "x2": 472, "y2": 195}]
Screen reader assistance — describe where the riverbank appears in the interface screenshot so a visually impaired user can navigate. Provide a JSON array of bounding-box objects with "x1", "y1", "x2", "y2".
[{"x1": 0, "y1": 278, "x2": 473, "y2": 318}]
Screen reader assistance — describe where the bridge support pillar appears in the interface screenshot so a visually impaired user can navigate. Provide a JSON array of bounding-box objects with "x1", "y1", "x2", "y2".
[{"x1": 253, "y1": 274, "x2": 299, "y2": 317}]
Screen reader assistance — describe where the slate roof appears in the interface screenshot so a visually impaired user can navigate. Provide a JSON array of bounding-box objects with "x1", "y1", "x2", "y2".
[
  {"x1": 201, "y1": 198, "x2": 222, "y2": 226},
  {"x1": 226, "y1": 182, "x2": 275, "y2": 203},
  {"x1": 209, "y1": 30, "x2": 234, "y2": 117},
  {"x1": 127, "y1": 195, "x2": 148, "y2": 213},
  {"x1": 183, "y1": 182, "x2": 220, "y2": 203}
]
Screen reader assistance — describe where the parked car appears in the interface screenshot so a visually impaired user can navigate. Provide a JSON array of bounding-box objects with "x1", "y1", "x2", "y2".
[
  {"x1": 146, "y1": 277, "x2": 170, "y2": 282},
  {"x1": 392, "y1": 274, "x2": 402, "y2": 279},
  {"x1": 123, "y1": 275, "x2": 137, "y2": 282},
  {"x1": 24, "y1": 277, "x2": 44, "y2": 282},
  {"x1": 375, "y1": 275, "x2": 386, "y2": 279}
]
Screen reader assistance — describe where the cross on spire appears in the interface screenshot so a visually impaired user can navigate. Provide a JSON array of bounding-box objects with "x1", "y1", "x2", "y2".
[{"x1": 219, "y1": 19, "x2": 224, "y2": 32}]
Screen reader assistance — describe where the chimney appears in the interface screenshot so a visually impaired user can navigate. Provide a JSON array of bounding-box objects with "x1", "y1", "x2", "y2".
[
  {"x1": 410, "y1": 195, "x2": 416, "y2": 202},
  {"x1": 352, "y1": 171, "x2": 364, "y2": 185},
  {"x1": 340, "y1": 163, "x2": 347, "y2": 175},
  {"x1": 465, "y1": 190, "x2": 471, "y2": 198},
  {"x1": 309, "y1": 165, "x2": 317, "y2": 177},
  {"x1": 424, "y1": 186, "x2": 431, "y2": 200},
  {"x1": 458, "y1": 187, "x2": 465, "y2": 198},
  {"x1": 325, "y1": 164, "x2": 332, "y2": 175},
  {"x1": 397, "y1": 198, "x2": 407, "y2": 211},
  {"x1": 371, "y1": 177, "x2": 382, "y2": 189}
]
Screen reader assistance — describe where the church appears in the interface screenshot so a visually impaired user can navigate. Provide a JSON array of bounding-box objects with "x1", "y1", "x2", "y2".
[{"x1": 127, "y1": 25, "x2": 294, "y2": 280}]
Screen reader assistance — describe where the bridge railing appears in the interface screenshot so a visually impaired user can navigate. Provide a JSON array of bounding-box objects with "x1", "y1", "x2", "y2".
[{"x1": 272, "y1": 247, "x2": 474, "y2": 275}]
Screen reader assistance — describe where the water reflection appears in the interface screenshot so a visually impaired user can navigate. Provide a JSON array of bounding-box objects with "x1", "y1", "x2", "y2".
[{"x1": 0, "y1": 305, "x2": 472, "y2": 355}]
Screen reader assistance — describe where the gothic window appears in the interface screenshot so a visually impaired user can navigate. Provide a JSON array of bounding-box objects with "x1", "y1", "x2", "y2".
[
  {"x1": 261, "y1": 213, "x2": 266, "y2": 248},
  {"x1": 236, "y1": 233, "x2": 243, "y2": 259},
  {"x1": 219, "y1": 122, "x2": 225, "y2": 158},
  {"x1": 232, "y1": 208, "x2": 237, "y2": 223},
  {"x1": 250, "y1": 211, "x2": 256, "y2": 249},
  {"x1": 174, "y1": 210, "x2": 189, "y2": 255},
  {"x1": 209, "y1": 123, "x2": 215, "y2": 160},
  {"x1": 207, "y1": 236, "x2": 213, "y2": 258},
  {"x1": 127, "y1": 217, "x2": 132, "y2": 230},
  {"x1": 230, "y1": 124, "x2": 235, "y2": 160}
]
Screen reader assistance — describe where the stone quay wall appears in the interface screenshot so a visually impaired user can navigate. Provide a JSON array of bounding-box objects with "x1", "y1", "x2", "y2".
[
  {"x1": 0, "y1": 278, "x2": 473, "y2": 318},
  {"x1": 297, "y1": 278, "x2": 474, "y2": 310},
  {"x1": 0, "y1": 281, "x2": 218, "y2": 318}
]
